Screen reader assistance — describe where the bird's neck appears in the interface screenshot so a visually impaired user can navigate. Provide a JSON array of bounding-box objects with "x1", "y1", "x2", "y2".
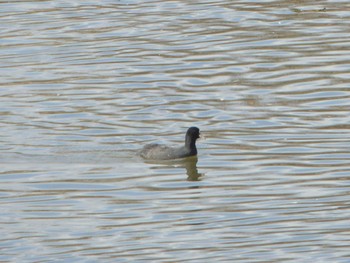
[{"x1": 185, "y1": 137, "x2": 196, "y2": 151}]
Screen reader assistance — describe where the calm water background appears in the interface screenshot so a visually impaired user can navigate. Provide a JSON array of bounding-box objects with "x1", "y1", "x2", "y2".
[{"x1": 1, "y1": 0, "x2": 350, "y2": 262}]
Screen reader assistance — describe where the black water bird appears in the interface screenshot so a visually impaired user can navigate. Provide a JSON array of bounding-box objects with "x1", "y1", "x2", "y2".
[{"x1": 140, "y1": 127, "x2": 201, "y2": 160}]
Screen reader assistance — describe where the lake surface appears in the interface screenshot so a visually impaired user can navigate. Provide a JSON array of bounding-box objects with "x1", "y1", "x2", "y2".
[{"x1": 1, "y1": 0, "x2": 350, "y2": 262}]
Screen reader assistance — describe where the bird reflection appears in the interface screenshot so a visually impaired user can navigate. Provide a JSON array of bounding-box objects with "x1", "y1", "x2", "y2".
[
  {"x1": 144, "y1": 156, "x2": 203, "y2": 181},
  {"x1": 183, "y1": 156, "x2": 203, "y2": 181}
]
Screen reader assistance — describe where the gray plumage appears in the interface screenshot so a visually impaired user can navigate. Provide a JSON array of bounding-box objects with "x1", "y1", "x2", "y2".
[{"x1": 140, "y1": 127, "x2": 200, "y2": 160}]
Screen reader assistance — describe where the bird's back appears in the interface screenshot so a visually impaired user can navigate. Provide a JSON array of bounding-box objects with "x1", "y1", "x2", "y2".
[{"x1": 140, "y1": 143, "x2": 193, "y2": 160}]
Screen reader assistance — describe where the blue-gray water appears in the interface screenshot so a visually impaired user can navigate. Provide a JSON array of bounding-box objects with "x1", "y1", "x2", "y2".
[{"x1": 1, "y1": 1, "x2": 350, "y2": 262}]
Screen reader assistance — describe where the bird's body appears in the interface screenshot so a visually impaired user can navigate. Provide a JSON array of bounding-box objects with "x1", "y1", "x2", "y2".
[{"x1": 140, "y1": 127, "x2": 200, "y2": 160}]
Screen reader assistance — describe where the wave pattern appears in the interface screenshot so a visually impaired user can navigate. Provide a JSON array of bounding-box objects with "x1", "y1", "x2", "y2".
[{"x1": 1, "y1": 0, "x2": 350, "y2": 262}]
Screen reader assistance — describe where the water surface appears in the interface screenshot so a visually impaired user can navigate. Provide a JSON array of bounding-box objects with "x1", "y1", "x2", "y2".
[{"x1": 1, "y1": 0, "x2": 350, "y2": 262}]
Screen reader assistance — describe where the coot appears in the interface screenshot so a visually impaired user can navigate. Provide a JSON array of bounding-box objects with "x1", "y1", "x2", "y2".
[{"x1": 140, "y1": 127, "x2": 200, "y2": 160}]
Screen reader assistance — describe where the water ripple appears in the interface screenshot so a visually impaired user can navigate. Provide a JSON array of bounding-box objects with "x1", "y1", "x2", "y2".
[{"x1": 1, "y1": 0, "x2": 350, "y2": 262}]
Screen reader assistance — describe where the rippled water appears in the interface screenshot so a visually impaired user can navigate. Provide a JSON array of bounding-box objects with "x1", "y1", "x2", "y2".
[{"x1": 1, "y1": 0, "x2": 350, "y2": 262}]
